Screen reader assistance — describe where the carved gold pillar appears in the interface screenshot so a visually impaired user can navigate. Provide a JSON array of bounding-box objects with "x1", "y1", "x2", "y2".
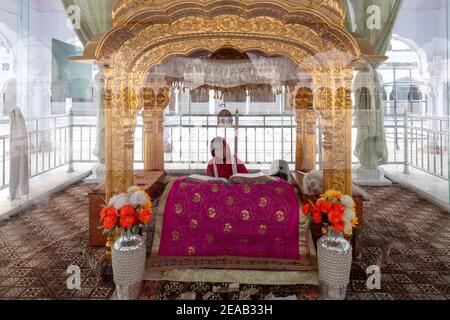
[
  {"x1": 142, "y1": 88, "x2": 155, "y2": 170},
  {"x1": 105, "y1": 77, "x2": 138, "y2": 198},
  {"x1": 316, "y1": 86, "x2": 335, "y2": 192},
  {"x1": 143, "y1": 87, "x2": 170, "y2": 171},
  {"x1": 143, "y1": 108, "x2": 165, "y2": 171},
  {"x1": 123, "y1": 112, "x2": 137, "y2": 189},
  {"x1": 103, "y1": 66, "x2": 114, "y2": 199},
  {"x1": 333, "y1": 79, "x2": 353, "y2": 195},
  {"x1": 294, "y1": 87, "x2": 317, "y2": 172},
  {"x1": 109, "y1": 111, "x2": 127, "y2": 195}
]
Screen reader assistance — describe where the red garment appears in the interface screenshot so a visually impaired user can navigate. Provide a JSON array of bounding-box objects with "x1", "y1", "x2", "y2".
[{"x1": 206, "y1": 156, "x2": 248, "y2": 179}]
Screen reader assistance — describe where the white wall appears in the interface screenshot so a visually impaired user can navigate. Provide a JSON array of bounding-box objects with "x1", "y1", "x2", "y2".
[
  {"x1": 0, "y1": 0, "x2": 84, "y2": 120},
  {"x1": 392, "y1": 0, "x2": 449, "y2": 117},
  {"x1": 0, "y1": 0, "x2": 20, "y2": 118}
]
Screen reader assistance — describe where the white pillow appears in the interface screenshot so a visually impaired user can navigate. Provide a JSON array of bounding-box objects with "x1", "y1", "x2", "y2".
[
  {"x1": 302, "y1": 170, "x2": 323, "y2": 196},
  {"x1": 301, "y1": 170, "x2": 371, "y2": 200}
]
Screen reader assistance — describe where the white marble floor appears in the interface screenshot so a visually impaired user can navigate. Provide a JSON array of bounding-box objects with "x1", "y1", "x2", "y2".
[
  {"x1": 383, "y1": 164, "x2": 450, "y2": 213},
  {"x1": 0, "y1": 163, "x2": 94, "y2": 221}
]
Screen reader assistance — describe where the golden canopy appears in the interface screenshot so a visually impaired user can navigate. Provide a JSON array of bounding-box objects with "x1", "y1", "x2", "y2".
[
  {"x1": 93, "y1": 0, "x2": 359, "y2": 63},
  {"x1": 111, "y1": 0, "x2": 347, "y2": 26},
  {"x1": 88, "y1": 0, "x2": 382, "y2": 198}
]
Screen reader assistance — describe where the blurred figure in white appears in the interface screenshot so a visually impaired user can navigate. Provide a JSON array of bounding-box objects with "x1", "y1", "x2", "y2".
[{"x1": 9, "y1": 107, "x2": 29, "y2": 200}]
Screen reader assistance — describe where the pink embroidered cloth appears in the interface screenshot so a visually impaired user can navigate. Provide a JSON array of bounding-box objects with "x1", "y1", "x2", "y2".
[{"x1": 158, "y1": 177, "x2": 300, "y2": 260}]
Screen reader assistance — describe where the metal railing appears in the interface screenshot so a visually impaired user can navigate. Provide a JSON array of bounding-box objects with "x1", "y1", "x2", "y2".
[
  {"x1": 0, "y1": 113, "x2": 97, "y2": 190},
  {"x1": 0, "y1": 108, "x2": 448, "y2": 190},
  {"x1": 382, "y1": 100, "x2": 449, "y2": 180},
  {"x1": 158, "y1": 114, "x2": 298, "y2": 167},
  {"x1": 406, "y1": 114, "x2": 449, "y2": 179}
]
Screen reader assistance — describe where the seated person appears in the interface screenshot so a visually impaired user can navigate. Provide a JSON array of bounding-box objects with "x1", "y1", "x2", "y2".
[{"x1": 206, "y1": 137, "x2": 248, "y2": 179}]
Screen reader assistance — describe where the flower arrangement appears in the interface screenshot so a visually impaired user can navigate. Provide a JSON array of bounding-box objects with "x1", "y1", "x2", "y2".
[
  {"x1": 302, "y1": 190, "x2": 358, "y2": 235},
  {"x1": 99, "y1": 186, "x2": 153, "y2": 236}
]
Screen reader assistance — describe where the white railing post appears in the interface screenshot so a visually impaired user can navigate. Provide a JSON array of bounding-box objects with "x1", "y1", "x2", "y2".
[
  {"x1": 403, "y1": 99, "x2": 411, "y2": 174},
  {"x1": 67, "y1": 108, "x2": 74, "y2": 173}
]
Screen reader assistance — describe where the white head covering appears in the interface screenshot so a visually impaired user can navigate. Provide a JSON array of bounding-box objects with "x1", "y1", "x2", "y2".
[
  {"x1": 210, "y1": 137, "x2": 237, "y2": 178},
  {"x1": 9, "y1": 107, "x2": 29, "y2": 200}
]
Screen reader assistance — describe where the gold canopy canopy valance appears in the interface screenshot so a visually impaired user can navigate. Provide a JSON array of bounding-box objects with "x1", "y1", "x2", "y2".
[{"x1": 78, "y1": 0, "x2": 385, "y2": 198}]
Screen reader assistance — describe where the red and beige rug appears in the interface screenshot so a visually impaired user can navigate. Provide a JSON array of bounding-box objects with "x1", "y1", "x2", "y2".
[
  {"x1": 0, "y1": 184, "x2": 114, "y2": 299},
  {"x1": 0, "y1": 182, "x2": 449, "y2": 300}
]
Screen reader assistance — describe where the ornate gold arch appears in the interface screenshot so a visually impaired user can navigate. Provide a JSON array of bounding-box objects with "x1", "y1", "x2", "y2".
[{"x1": 91, "y1": 1, "x2": 364, "y2": 198}]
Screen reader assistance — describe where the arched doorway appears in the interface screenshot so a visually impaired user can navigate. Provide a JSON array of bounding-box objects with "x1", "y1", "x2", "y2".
[
  {"x1": 0, "y1": 32, "x2": 15, "y2": 116},
  {"x1": 81, "y1": 0, "x2": 382, "y2": 198},
  {"x1": 140, "y1": 48, "x2": 315, "y2": 173}
]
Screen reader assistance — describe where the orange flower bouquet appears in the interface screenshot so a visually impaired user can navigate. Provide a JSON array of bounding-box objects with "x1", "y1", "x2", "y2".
[
  {"x1": 302, "y1": 190, "x2": 358, "y2": 236},
  {"x1": 99, "y1": 186, "x2": 153, "y2": 236}
]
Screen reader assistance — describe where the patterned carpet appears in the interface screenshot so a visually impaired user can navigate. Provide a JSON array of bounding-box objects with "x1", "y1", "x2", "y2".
[
  {"x1": 0, "y1": 184, "x2": 115, "y2": 300},
  {"x1": 0, "y1": 182, "x2": 449, "y2": 300}
]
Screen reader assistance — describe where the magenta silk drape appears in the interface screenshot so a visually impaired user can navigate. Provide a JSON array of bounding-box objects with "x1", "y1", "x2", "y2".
[{"x1": 158, "y1": 177, "x2": 300, "y2": 260}]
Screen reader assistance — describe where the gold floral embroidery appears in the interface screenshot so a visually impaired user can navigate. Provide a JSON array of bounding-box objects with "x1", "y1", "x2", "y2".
[
  {"x1": 241, "y1": 210, "x2": 251, "y2": 221},
  {"x1": 276, "y1": 211, "x2": 286, "y2": 222},
  {"x1": 259, "y1": 197, "x2": 268, "y2": 208},
  {"x1": 193, "y1": 193, "x2": 201, "y2": 203},
  {"x1": 211, "y1": 184, "x2": 220, "y2": 193},
  {"x1": 275, "y1": 237, "x2": 285, "y2": 246},
  {"x1": 258, "y1": 250, "x2": 268, "y2": 257},
  {"x1": 187, "y1": 246, "x2": 196, "y2": 255},
  {"x1": 171, "y1": 230, "x2": 181, "y2": 241},
  {"x1": 180, "y1": 182, "x2": 188, "y2": 189},
  {"x1": 224, "y1": 223, "x2": 233, "y2": 234},
  {"x1": 226, "y1": 196, "x2": 234, "y2": 206},
  {"x1": 175, "y1": 203, "x2": 183, "y2": 215},
  {"x1": 258, "y1": 225, "x2": 267, "y2": 236},
  {"x1": 208, "y1": 207, "x2": 217, "y2": 219},
  {"x1": 275, "y1": 187, "x2": 285, "y2": 195},
  {"x1": 189, "y1": 219, "x2": 198, "y2": 230},
  {"x1": 243, "y1": 184, "x2": 251, "y2": 194},
  {"x1": 239, "y1": 236, "x2": 249, "y2": 244},
  {"x1": 205, "y1": 234, "x2": 214, "y2": 244}
]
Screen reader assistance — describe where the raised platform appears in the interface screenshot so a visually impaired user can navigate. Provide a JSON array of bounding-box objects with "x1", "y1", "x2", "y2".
[{"x1": 383, "y1": 165, "x2": 450, "y2": 213}]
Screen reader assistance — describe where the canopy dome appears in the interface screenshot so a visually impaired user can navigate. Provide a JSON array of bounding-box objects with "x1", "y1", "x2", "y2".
[{"x1": 112, "y1": 0, "x2": 347, "y2": 26}]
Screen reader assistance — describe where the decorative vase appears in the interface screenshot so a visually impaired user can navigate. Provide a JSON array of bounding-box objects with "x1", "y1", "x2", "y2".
[
  {"x1": 111, "y1": 232, "x2": 146, "y2": 300},
  {"x1": 317, "y1": 226, "x2": 352, "y2": 300},
  {"x1": 310, "y1": 222, "x2": 325, "y2": 252}
]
